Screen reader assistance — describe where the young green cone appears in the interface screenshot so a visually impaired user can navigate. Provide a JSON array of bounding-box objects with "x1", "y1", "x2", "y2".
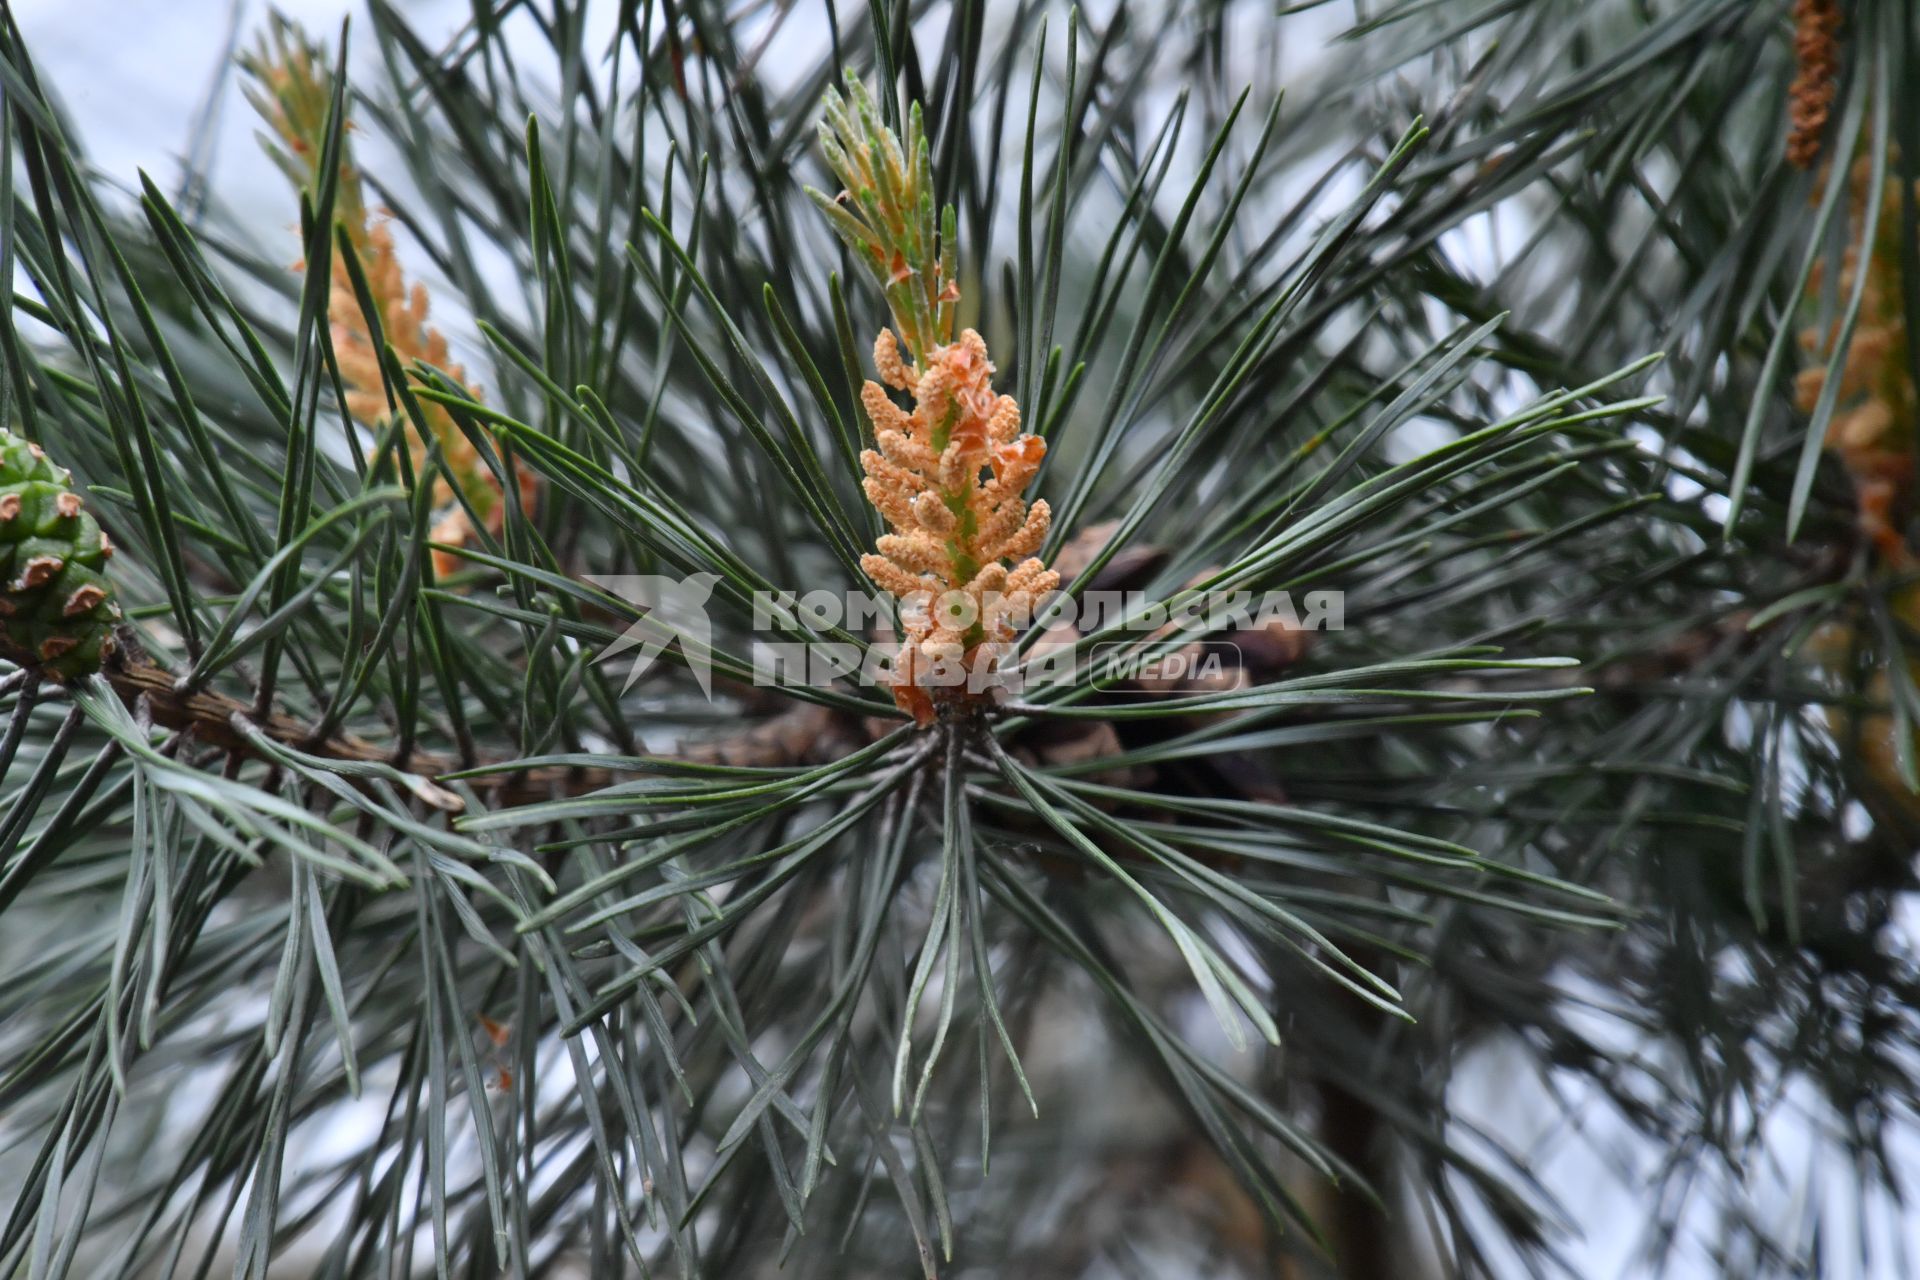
[{"x1": 0, "y1": 428, "x2": 120, "y2": 679}]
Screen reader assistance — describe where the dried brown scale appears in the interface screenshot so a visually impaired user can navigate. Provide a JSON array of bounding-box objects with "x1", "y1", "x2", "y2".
[
  {"x1": 62, "y1": 585, "x2": 107, "y2": 618},
  {"x1": 17, "y1": 557, "x2": 60, "y2": 590}
]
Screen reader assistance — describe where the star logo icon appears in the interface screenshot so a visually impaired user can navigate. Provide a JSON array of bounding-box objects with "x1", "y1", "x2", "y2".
[{"x1": 584, "y1": 572, "x2": 721, "y2": 698}]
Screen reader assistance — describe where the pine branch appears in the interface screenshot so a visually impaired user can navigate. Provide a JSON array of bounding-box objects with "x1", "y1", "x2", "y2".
[{"x1": 94, "y1": 643, "x2": 867, "y2": 805}]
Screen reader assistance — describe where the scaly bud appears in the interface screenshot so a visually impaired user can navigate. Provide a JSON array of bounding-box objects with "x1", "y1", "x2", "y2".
[{"x1": 808, "y1": 73, "x2": 959, "y2": 363}]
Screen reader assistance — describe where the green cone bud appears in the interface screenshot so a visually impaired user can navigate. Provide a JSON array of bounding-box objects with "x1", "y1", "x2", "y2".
[{"x1": 0, "y1": 429, "x2": 120, "y2": 679}]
